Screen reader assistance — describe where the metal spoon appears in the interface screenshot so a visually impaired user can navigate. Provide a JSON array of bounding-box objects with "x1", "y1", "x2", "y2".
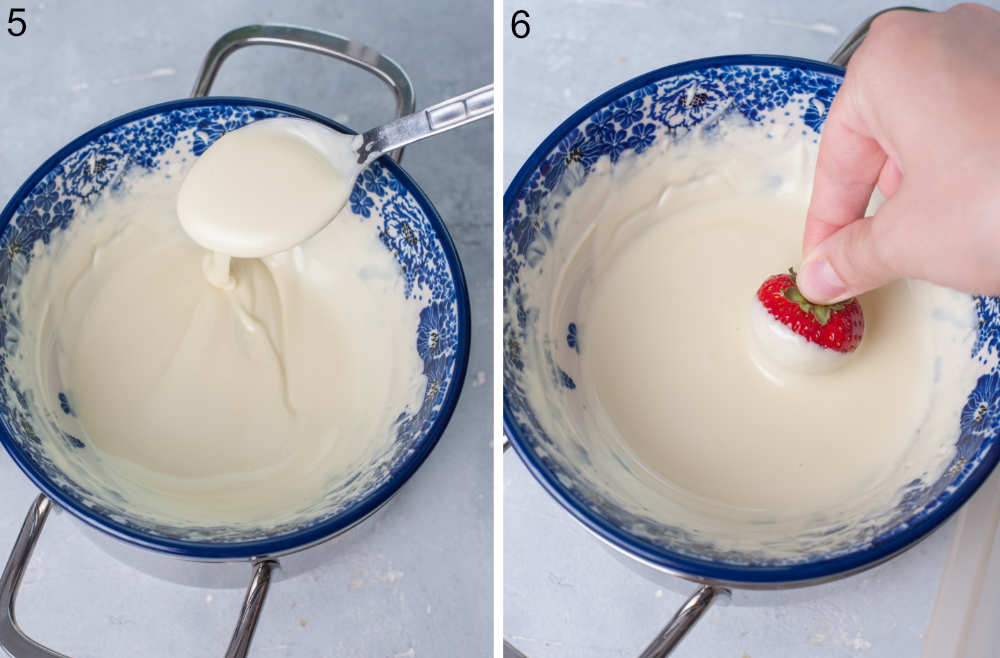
[{"x1": 178, "y1": 84, "x2": 493, "y2": 258}]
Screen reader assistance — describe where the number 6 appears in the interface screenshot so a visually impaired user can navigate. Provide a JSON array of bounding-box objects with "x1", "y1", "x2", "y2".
[{"x1": 512, "y1": 10, "x2": 530, "y2": 39}]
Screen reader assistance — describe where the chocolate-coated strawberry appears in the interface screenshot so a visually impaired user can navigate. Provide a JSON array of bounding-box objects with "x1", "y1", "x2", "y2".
[{"x1": 756, "y1": 268, "x2": 864, "y2": 353}]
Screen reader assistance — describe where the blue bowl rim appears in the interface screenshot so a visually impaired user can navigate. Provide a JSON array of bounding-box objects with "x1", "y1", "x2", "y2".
[
  {"x1": 0, "y1": 96, "x2": 471, "y2": 560},
  {"x1": 503, "y1": 54, "x2": 1000, "y2": 585}
]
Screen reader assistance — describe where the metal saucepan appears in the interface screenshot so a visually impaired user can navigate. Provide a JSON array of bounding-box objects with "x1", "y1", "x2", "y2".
[
  {"x1": 0, "y1": 24, "x2": 477, "y2": 657},
  {"x1": 503, "y1": 7, "x2": 999, "y2": 656}
]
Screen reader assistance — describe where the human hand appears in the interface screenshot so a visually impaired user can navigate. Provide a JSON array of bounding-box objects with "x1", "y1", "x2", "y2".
[{"x1": 797, "y1": 3, "x2": 1000, "y2": 304}]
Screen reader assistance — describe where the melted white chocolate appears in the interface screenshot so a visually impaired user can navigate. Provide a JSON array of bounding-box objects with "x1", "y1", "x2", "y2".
[
  {"x1": 11, "y1": 165, "x2": 425, "y2": 527},
  {"x1": 581, "y1": 195, "x2": 935, "y2": 513},
  {"x1": 177, "y1": 118, "x2": 360, "y2": 259},
  {"x1": 749, "y1": 294, "x2": 854, "y2": 374}
]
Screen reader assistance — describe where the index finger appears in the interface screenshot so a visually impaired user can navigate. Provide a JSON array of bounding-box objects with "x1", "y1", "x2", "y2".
[{"x1": 803, "y1": 76, "x2": 886, "y2": 257}]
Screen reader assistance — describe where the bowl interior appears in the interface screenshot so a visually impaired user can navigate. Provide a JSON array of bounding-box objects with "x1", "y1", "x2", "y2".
[
  {"x1": 0, "y1": 98, "x2": 469, "y2": 557},
  {"x1": 503, "y1": 55, "x2": 1000, "y2": 584}
]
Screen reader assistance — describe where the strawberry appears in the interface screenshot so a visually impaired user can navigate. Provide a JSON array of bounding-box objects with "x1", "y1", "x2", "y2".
[{"x1": 756, "y1": 268, "x2": 864, "y2": 353}]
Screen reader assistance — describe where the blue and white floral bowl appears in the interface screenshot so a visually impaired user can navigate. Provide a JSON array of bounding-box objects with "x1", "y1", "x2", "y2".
[
  {"x1": 0, "y1": 97, "x2": 470, "y2": 559},
  {"x1": 504, "y1": 55, "x2": 1000, "y2": 585}
]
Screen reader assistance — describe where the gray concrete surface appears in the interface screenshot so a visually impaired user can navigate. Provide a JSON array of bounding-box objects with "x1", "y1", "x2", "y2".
[
  {"x1": 0, "y1": 2, "x2": 491, "y2": 657},
  {"x1": 502, "y1": 1, "x2": 1000, "y2": 657}
]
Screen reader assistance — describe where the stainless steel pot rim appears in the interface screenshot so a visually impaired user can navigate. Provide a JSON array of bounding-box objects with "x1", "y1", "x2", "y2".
[
  {"x1": 0, "y1": 96, "x2": 472, "y2": 560},
  {"x1": 502, "y1": 53, "x2": 1000, "y2": 586}
]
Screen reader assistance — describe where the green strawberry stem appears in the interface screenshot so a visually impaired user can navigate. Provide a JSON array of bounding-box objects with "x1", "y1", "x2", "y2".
[{"x1": 782, "y1": 267, "x2": 848, "y2": 326}]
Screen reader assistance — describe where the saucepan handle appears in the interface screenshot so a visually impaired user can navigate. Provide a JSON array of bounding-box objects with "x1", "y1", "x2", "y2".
[
  {"x1": 0, "y1": 494, "x2": 277, "y2": 658},
  {"x1": 0, "y1": 495, "x2": 63, "y2": 658},
  {"x1": 225, "y1": 558, "x2": 277, "y2": 658},
  {"x1": 828, "y1": 6, "x2": 930, "y2": 67},
  {"x1": 636, "y1": 585, "x2": 728, "y2": 657},
  {"x1": 189, "y1": 24, "x2": 416, "y2": 162}
]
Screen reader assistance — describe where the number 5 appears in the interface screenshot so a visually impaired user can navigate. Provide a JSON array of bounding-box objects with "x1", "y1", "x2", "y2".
[{"x1": 8, "y1": 8, "x2": 26, "y2": 37}]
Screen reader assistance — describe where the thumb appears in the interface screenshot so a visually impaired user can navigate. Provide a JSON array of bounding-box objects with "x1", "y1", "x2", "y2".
[{"x1": 797, "y1": 197, "x2": 906, "y2": 304}]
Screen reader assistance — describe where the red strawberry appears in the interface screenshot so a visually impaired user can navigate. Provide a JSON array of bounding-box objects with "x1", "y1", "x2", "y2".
[{"x1": 756, "y1": 268, "x2": 864, "y2": 353}]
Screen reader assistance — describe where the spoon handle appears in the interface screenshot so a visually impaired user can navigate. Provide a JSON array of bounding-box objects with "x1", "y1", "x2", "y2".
[{"x1": 356, "y1": 84, "x2": 493, "y2": 165}]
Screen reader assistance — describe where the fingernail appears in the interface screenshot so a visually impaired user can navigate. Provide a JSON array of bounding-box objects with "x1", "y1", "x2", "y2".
[{"x1": 799, "y1": 257, "x2": 847, "y2": 303}]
